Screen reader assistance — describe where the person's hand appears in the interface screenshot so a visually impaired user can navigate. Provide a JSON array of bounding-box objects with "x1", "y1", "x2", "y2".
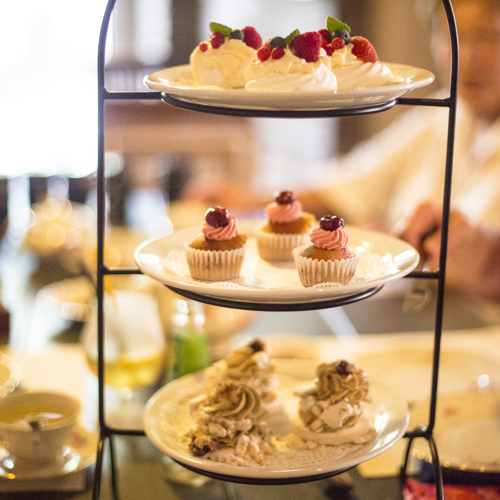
[{"x1": 397, "y1": 202, "x2": 500, "y2": 302}]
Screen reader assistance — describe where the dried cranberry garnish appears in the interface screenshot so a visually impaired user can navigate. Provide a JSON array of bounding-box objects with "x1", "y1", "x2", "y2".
[
  {"x1": 249, "y1": 338, "x2": 265, "y2": 353},
  {"x1": 335, "y1": 360, "x2": 353, "y2": 376},
  {"x1": 274, "y1": 191, "x2": 295, "y2": 205},
  {"x1": 205, "y1": 206, "x2": 230, "y2": 228},
  {"x1": 320, "y1": 215, "x2": 344, "y2": 231}
]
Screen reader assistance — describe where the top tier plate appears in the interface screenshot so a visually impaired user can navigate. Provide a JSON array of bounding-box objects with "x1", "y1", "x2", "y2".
[{"x1": 144, "y1": 63, "x2": 434, "y2": 112}]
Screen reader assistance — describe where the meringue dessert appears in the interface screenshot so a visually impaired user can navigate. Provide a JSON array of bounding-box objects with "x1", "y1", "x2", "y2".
[
  {"x1": 244, "y1": 30, "x2": 337, "y2": 92},
  {"x1": 190, "y1": 22, "x2": 262, "y2": 89},
  {"x1": 186, "y1": 381, "x2": 274, "y2": 466},
  {"x1": 205, "y1": 338, "x2": 280, "y2": 416},
  {"x1": 319, "y1": 16, "x2": 393, "y2": 90},
  {"x1": 293, "y1": 360, "x2": 374, "y2": 445}
]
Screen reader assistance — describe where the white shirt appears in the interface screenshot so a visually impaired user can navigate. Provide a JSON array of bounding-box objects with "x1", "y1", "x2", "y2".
[{"x1": 319, "y1": 97, "x2": 500, "y2": 232}]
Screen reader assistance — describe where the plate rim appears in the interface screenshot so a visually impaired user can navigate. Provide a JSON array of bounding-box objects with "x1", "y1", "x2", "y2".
[
  {"x1": 143, "y1": 362, "x2": 410, "y2": 480},
  {"x1": 134, "y1": 221, "x2": 420, "y2": 305},
  {"x1": 409, "y1": 390, "x2": 500, "y2": 473}
]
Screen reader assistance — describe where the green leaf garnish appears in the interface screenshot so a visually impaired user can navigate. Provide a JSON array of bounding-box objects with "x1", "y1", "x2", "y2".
[
  {"x1": 209, "y1": 22, "x2": 232, "y2": 37},
  {"x1": 326, "y1": 16, "x2": 351, "y2": 34},
  {"x1": 285, "y1": 29, "x2": 300, "y2": 46}
]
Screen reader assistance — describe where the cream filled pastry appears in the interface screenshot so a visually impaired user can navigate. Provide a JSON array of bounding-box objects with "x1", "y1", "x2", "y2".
[
  {"x1": 318, "y1": 16, "x2": 393, "y2": 90},
  {"x1": 293, "y1": 360, "x2": 374, "y2": 446},
  {"x1": 186, "y1": 381, "x2": 274, "y2": 465},
  {"x1": 190, "y1": 22, "x2": 262, "y2": 89},
  {"x1": 244, "y1": 31, "x2": 337, "y2": 92}
]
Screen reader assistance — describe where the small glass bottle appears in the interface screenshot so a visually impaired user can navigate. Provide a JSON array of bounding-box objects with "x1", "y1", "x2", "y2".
[{"x1": 170, "y1": 298, "x2": 210, "y2": 379}]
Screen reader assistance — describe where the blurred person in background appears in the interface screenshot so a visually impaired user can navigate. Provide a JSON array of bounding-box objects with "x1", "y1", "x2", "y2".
[{"x1": 183, "y1": 0, "x2": 500, "y2": 300}]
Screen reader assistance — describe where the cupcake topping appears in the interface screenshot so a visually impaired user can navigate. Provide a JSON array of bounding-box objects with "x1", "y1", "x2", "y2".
[
  {"x1": 266, "y1": 191, "x2": 302, "y2": 223},
  {"x1": 310, "y1": 215, "x2": 349, "y2": 250},
  {"x1": 203, "y1": 206, "x2": 239, "y2": 240}
]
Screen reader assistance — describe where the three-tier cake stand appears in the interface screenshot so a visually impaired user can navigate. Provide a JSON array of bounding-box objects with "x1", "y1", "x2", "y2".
[{"x1": 93, "y1": 1, "x2": 458, "y2": 498}]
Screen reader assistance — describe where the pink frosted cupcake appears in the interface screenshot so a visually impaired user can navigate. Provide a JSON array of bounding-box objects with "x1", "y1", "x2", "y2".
[
  {"x1": 293, "y1": 215, "x2": 361, "y2": 287},
  {"x1": 255, "y1": 191, "x2": 315, "y2": 261},
  {"x1": 185, "y1": 206, "x2": 247, "y2": 281}
]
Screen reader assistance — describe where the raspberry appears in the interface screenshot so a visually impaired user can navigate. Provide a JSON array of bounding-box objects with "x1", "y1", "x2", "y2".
[
  {"x1": 289, "y1": 31, "x2": 322, "y2": 63},
  {"x1": 271, "y1": 47, "x2": 285, "y2": 60},
  {"x1": 318, "y1": 29, "x2": 332, "y2": 44},
  {"x1": 257, "y1": 44, "x2": 271, "y2": 62},
  {"x1": 199, "y1": 42, "x2": 208, "y2": 52},
  {"x1": 324, "y1": 46, "x2": 334, "y2": 56},
  {"x1": 210, "y1": 32, "x2": 225, "y2": 49},
  {"x1": 320, "y1": 37, "x2": 328, "y2": 50},
  {"x1": 242, "y1": 26, "x2": 262, "y2": 50},
  {"x1": 331, "y1": 37, "x2": 345, "y2": 50},
  {"x1": 351, "y1": 36, "x2": 379, "y2": 63}
]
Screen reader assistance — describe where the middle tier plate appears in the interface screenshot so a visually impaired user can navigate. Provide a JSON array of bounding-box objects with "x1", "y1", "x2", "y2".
[{"x1": 134, "y1": 221, "x2": 419, "y2": 306}]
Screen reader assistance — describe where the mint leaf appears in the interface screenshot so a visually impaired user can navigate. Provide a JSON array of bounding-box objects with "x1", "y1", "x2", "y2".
[
  {"x1": 326, "y1": 16, "x2": 351, "y2": 34},
  {"x1": 285, "y1": 29, "x2": 300, "y2": 46},
  {"x1": 209, "y1": 22, "x2": 232, "y2": 37}
]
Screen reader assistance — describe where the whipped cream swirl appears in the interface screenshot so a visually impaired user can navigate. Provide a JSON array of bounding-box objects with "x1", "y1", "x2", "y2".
[
  {"x1": 266, "y1": 200, "x2": 302, "y2": 223},
  {"x1": 310, "y1": 227, "x2": 349, "y2": 250},
  {"x1": 202, "y1": 215, "x2": 239, "y2": 240},
  {"x1": 315, "y1": 361, "x2": 369, "y2": 404},
  {"x1": 203, "y1": 381, "x2": 262, "y2": 420}
]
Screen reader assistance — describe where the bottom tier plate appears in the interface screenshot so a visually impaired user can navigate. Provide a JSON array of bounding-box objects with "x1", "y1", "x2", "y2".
[{"x1": 143, "y1": 360, "x2": 409, "y2": 484}]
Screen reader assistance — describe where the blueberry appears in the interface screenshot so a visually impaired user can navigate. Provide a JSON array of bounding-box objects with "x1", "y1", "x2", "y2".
[
  {"x1": 319, "y1": 215, "x2": 344, "y2": 231},
  {"x1": 333, "y1": 29, "x2": 350, "y2": 45},
  {"x1": 269, "y1": 36, "x2": 287, "y2": 50},
  {"x1": 230, "y1": 29, "x2": 244, "y2": 41}
]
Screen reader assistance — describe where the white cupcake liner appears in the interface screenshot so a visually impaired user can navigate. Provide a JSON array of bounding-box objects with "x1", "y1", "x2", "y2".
[
  {"x1": 293, "y1": 245, "x2": 361, "y2": 287},
  {"x1": 255, "y1": 224, "x2": 311, "y2": 261},
  {"x1": 185, "y1": 244, "x2": 246, "y2": 281}
]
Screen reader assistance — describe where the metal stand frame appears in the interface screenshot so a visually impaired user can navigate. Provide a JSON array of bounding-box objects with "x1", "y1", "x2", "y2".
[{"x1": 94, "y1": 1, "x2": 458, "y2": 497}]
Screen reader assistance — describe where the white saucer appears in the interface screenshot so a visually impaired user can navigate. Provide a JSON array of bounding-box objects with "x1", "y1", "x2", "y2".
[{"x1": 0, "y1": 426, "x2": 98, "y2": 480}]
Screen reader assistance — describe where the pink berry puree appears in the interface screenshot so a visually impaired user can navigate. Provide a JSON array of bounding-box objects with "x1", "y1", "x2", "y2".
[
  {"x1": 202, "y1": 215, "x2": 239, "y2": 240},
  {"x1": 310, "y1": 227, "x2": 349, "y2": 250},
  {"x1": 266, "y1": 200, "x2": 302, "y2": 223}
]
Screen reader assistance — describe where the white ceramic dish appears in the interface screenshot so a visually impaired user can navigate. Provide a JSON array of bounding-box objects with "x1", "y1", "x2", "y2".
[
  {"x1": 144, "y1": 63, "x2": 434, "y2": 111},
  {"x1": 409, "y1": 391, "x2": 500, "y2": 472},
  {"x1": 143, "y1": 359, "x2": 409, "y2": 481},
  {"x1": 134, "y1": 221, "x2": 419, "y2": 305},
  {"x1": 0, "y1": 426, "x2": 98, "y2": 480},
  {"x1": 354, "y1": 346, "x2": 500, "y2": 404}
]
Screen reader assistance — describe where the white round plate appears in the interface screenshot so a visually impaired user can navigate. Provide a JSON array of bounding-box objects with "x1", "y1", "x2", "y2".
[
  {"x1": 134, "y1": 221, "x2": 419, "y2": 305},
  {"x1": 354, "y1": 346, "x2": 500, "y2": 404},
  {"x1": 144, "y1": 63, "x2": 434, "y2": 111},
  {"x1": 143, "y1": 359, "x2": 409, "y2": 481},
  {"x1": 0, "y1": 426, "x2": 98, "y2": 480},
  {"x1": 409, "y1": 391, "x2": 500, "y2": 472}
]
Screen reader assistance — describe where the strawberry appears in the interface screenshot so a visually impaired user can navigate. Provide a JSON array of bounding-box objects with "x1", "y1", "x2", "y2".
[
  {"x1": 289, "y1": 31, "x2": 322, "y2": 63},
  {"x1": 350, "y1": 36, "x2": 379, "y2": 63},
  {"x1": 242, "y1": 26, "x2": 263, "y2": 50}
]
